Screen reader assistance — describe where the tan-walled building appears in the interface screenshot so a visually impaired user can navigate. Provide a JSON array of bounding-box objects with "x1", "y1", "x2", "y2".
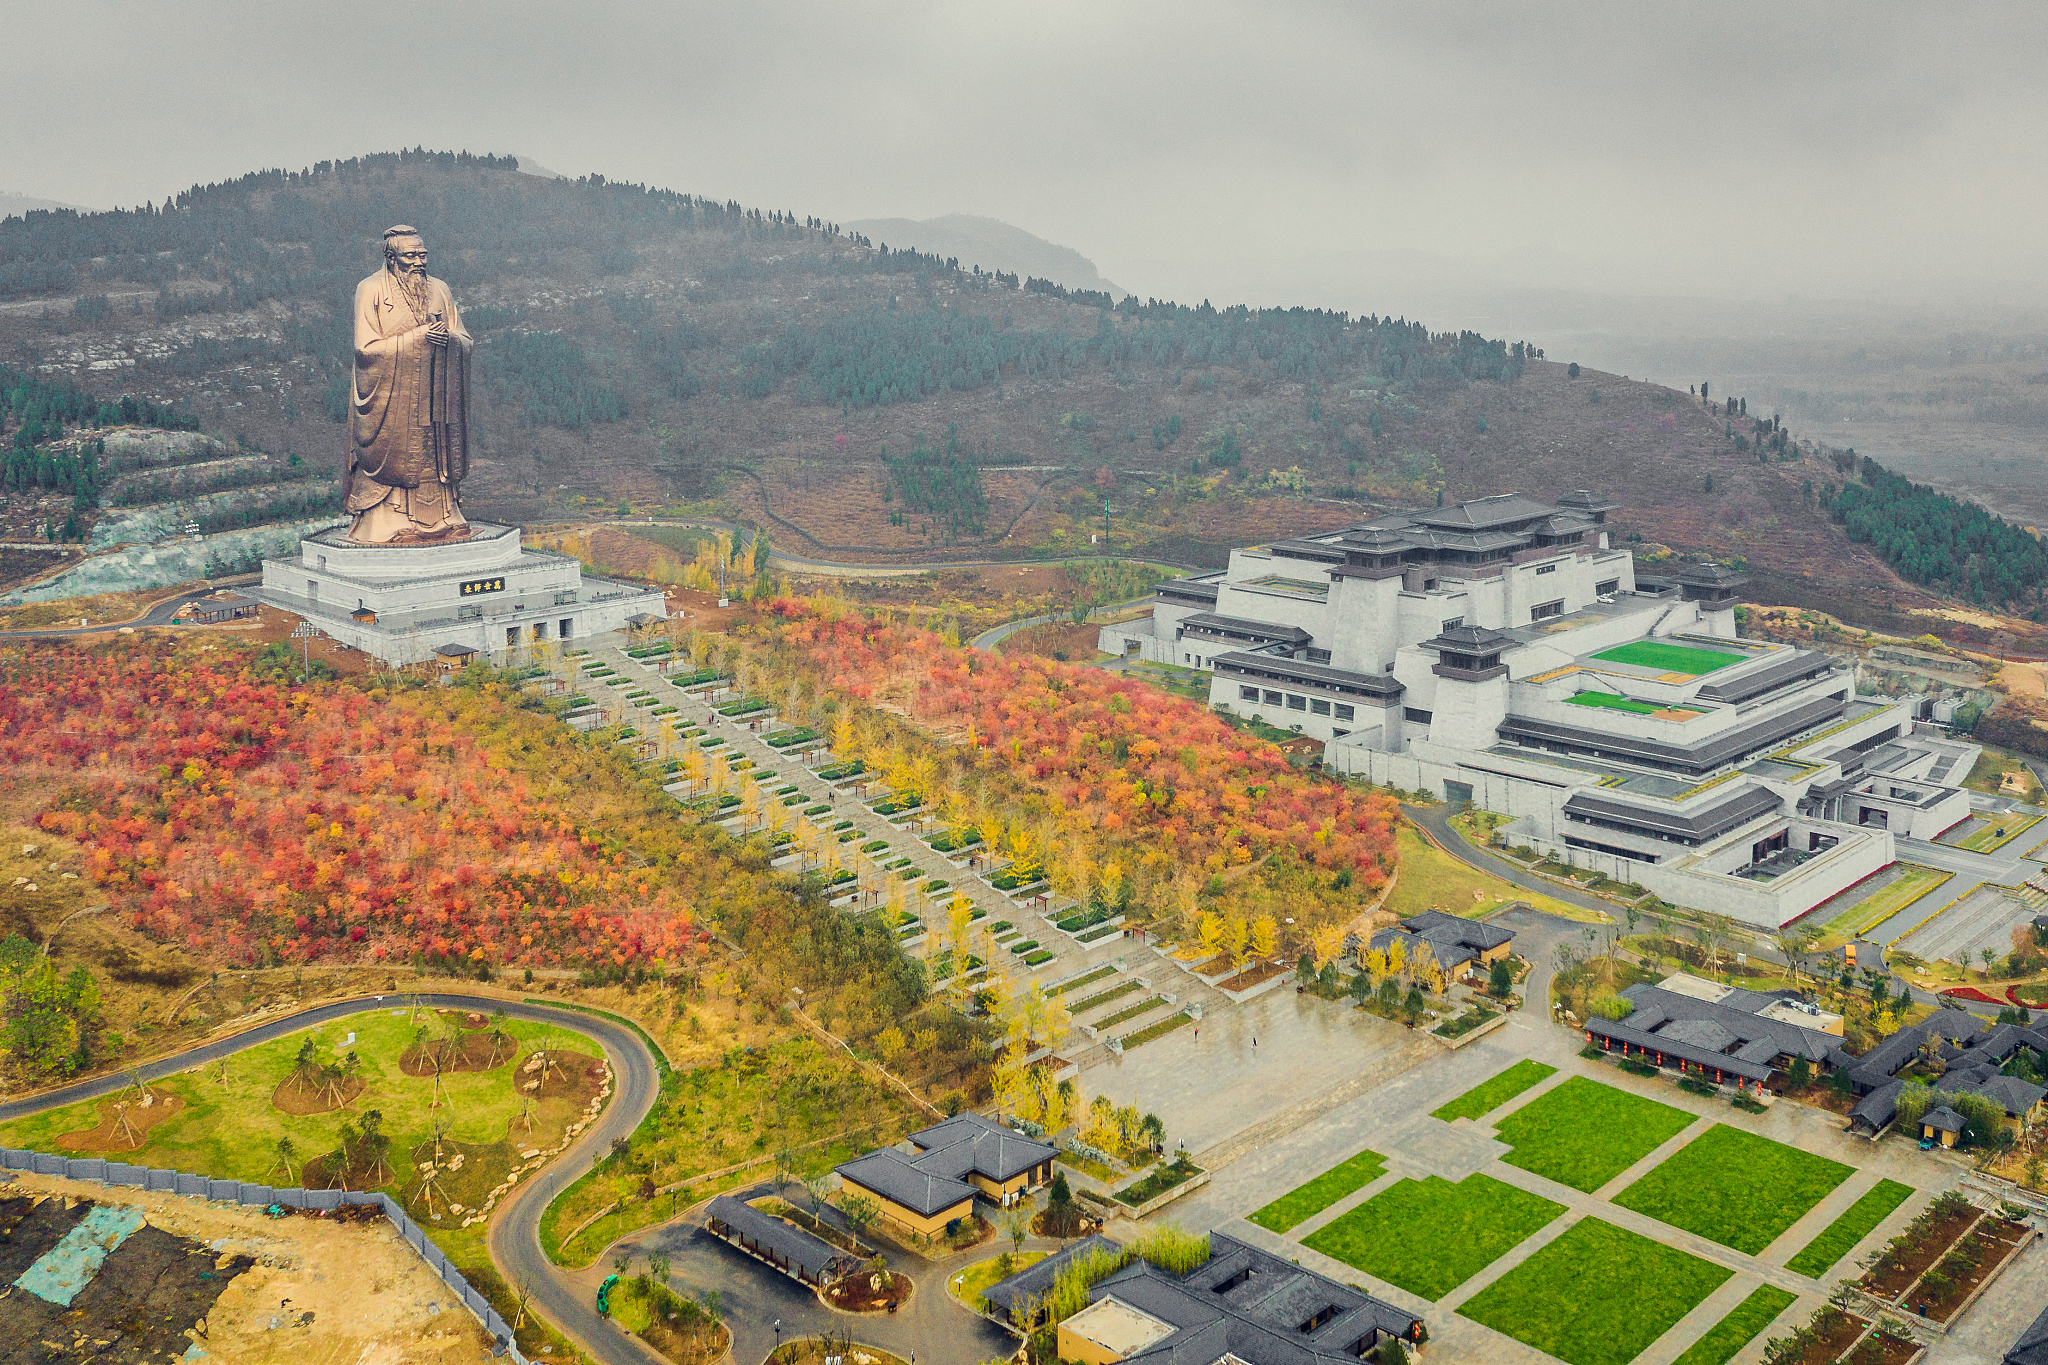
[{"x1": 836, "y1": 1112, "x2": 1057, "y2": 1241}]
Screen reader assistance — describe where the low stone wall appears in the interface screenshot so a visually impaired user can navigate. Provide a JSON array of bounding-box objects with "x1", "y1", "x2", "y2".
[{"x1": 0, "y1": 1146, "x2": 525, "y2": 1362}]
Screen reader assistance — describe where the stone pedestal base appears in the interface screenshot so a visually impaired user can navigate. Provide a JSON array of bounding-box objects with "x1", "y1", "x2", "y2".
[{"x1": 254, "y1": 521, "x2": 664, "y2": 666}]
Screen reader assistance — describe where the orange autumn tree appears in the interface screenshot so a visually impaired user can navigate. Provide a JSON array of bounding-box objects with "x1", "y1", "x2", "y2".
[
  {"x1": 2, "y1": 642, "x2": 709, "y2": 970},
  {"x1": 754, "y1": 599, "x2": 1399, "y2": 903}
]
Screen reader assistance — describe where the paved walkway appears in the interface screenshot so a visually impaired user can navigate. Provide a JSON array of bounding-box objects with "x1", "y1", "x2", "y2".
[
  {"x1": 601, "y1": 1180, "x2": 1021, "y2": 1365},
  {"x1": 566, "y1": 640, "x2": 1239, "y2": 1039}
]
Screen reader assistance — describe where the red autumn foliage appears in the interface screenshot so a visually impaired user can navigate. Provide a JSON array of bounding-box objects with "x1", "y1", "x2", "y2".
[
  {"x1": 2, "y1": 643, "x2": 701, "y2": 969},
  {"x1": 767, "y1": 603, "x2": 1398, "y2": 883}
]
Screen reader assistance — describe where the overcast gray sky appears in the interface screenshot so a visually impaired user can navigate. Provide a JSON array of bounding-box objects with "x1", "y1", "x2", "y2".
[{"x1": 7, "y1": 2, "x2": 2045, "y2": 308}]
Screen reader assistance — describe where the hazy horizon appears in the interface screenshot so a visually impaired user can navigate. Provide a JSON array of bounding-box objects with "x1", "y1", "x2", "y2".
[{"x1": 6, "y1": 3, "x2": 2046, "y2": 315}]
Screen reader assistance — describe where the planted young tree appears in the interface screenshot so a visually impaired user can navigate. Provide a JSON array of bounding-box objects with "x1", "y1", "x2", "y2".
[
  {"x1": 485, "y1": 1008, "x2": 513, "y2": 1067},
  {"x1": 836, "y1": 1191, "x2": 880, "y2": 1243}
]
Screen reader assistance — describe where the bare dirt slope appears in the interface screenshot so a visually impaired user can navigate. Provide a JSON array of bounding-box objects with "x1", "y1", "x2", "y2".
[{"x1": 0, "y1": 1173, "x2": 488, "y2": 1365}]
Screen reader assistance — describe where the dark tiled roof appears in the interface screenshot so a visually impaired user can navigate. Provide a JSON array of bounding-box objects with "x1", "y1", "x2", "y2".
[
  {"x1": 1921, "y1": 1106, "x2": 1966, "y2": 1133},
  {"x1": 837, "y1": 1112, "x2": 1057, "y2": 1216},
  {"x1": 1411, "y1": 492, "x2": 1561, "y2": 531},
  {"x1": 1087, "y1": 1233, "x2": 1421, "y2": 1365},
  {"x1": 1695, "y1": 650, "x2": 1840, "y2": 705},
  {"x1": 1839, "y1": 1010, "x2": 1991, "y2": 1093},
  {"x1": 1181, "y1": 612, "x2": 1312, "y2": 645},
  {"x1": 703, "y1": 1195, "x2": 854, "y2": 1281},
  {"x1": 1502, "y1": 693, "x2": 1848, "y2": 776},
  {"x1": 1562, "y1": 785, "x2": 1783, "y2": 844},
  {"x1": 836, "y1": 1150, "x2": 974, "y2": 1216},
  {"x1": 1585, "y1": 981, "x2": 1837, "y2": 1085},
  {"x1": 1213, "y1": 652, "x2": 1406, "y2": 701},
  {"x1": 1428, "y1": 624, "x2": 1516, "y2": 652},
  {"x1": 1848, "y1": 1079, "x2": 1906, "y2": 1130},
  {"x1": 2008, "y1": 1300, "x2": 2048, "y2": 1364},
  {"x1": 909, "y1": 1112, "x2": 1060, "y2": 1182},
  {"x1": 1370, "y1": 912, "x2": 1515, "y2": 973},
  {"x1": 1400, "y1": 911, "x2": 1515, "y2": 952}
]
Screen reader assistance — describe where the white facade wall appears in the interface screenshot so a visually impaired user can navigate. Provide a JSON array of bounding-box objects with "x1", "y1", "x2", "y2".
[{"x1": 256, "y1": 522, "x2": 662, "y2": 666}]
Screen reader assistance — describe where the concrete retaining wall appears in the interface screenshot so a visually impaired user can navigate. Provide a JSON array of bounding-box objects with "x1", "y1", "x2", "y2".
[{"x1": 0, "y1": 1147, "x2": 526, "y2": 1363}]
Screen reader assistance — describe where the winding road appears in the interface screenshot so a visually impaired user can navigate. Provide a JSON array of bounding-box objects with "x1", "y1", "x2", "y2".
[
  {"x1": 0, "y1": 576, "x2": 261, "y2": 640},
  {"x1": 0, "y1": 992, "x2": 661, "y2": 1365},
  {"x1": 0, "y1": 989, "x2": 1021, "y2": 1365}
]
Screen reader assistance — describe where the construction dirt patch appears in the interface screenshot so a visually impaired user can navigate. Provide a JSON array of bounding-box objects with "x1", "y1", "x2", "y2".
[{"x1": 0, "y1": 1171, "x2": 489, "y2": 1365}]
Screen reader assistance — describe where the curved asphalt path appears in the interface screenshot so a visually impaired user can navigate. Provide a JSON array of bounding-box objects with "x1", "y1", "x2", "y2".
[
  {"x1": 0, "y1": 992, "x2": 662, "y2": 1365},
  {"x1": 0, "y1": 575, "x2": 263, "y2": 640}
]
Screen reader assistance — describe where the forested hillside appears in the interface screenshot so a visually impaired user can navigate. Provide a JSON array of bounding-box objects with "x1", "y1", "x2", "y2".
[{"x1": 1, "y1": 149, "x2": 2042, "y2": 644}]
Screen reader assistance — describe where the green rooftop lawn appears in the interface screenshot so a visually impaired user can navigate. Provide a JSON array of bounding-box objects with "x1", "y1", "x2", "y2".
[
  {"x1": 1613, "y1": 1124, "x2": 1854, "y2": 1255},
  {"x1": 1458, "y1": 1217, "x2": 1733, "y2": 1365},
  {"x1": 1783, "y1": 1178, "x2": 1913, "y2": 1279},
  {"x1": 1953, "y1": 810, "x2": 2045, "y2": 853},
  {"x1": 1303, "y1": 1173, "x2": 1563, "y2": 1300},
  {"x1": 1494, "y1": 1076, "x2": 1697, "y2": 1193},
  {"x1": 1432, "y1": 1059, "x2": 1557, "y2": 1123},
  {"x1": 1592, "y1": 641, "x2": 1745, "y2": 675},
  {"x1": 1821, "y1": 864, "x2": 1952, "y2": 940},
  {"x1": 1564, "y1": 692, "x2": 1664, "y2": 714},
  {"x1": 1669, "y1": 1284, "x2": 1798, "y2": 1365},
  {"x1": 1247, "y1": 1148, "x2": 1387, "y2": 1233}
]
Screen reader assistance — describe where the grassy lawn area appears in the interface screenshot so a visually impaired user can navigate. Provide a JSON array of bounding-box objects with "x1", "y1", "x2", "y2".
[
  {"x1": 1386, "y1": 823, "x2": 1603, "y2": 925},
  {"x1": 1432, "y1": 1059, "x2": 1558, "y2": 1123},
  {"x1": 1955, "y1": 811, "x2": 2044, "y2": 853},
  {"x1": 0, "y1": 1007, "x2": 597, "y2": 1186},
  {"x1": 1247, "y1": 1148, "x2": 1387, "y2": 1233},
  {"x1": 1494, "y1": 1076, "x2": 1697, "y2": 1193},
  {"x1": 1458, "y1": 1217, "x2": 1733, "y2": 1365},
  {"x1": 1592, "y1": 641, "x2": 1744, "y2": 675},
  {"x1": 1564, "y1": 692, "x2": 1663, "y2": 714},
  {"x1": 1784, "y1": 1178, "x2": 1913, "y2": 1279},
  {"x1": 1613, "y1": 1124, "x2": 1854, "y2": 1255},
  {"x1": 948, "y1": 1251, "x2": 1048, "y2": 1310},
  {"x1": 1820, "y1": 864, "x2": 1952, "y2": 940},
  {"x1": 1962, "y1": 745, "x2": 2048, "y2": 804},
  {"x1": 1670, "y1": 1284, "x2": 1798, "y2": 1365},
  {"x1": 1303, "y1": 1173, "x2": 1563, "y2": 1300}
]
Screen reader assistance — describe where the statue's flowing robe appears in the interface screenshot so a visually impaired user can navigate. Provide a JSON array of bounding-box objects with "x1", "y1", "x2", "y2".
[{"x1": 344, "y1": 268, "x2": 472, "y2": 543}]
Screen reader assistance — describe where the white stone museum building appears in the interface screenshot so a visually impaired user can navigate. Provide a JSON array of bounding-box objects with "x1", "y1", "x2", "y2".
[{"x1": 1099, "y1": 491, "x2": 1981, "y2": 929}]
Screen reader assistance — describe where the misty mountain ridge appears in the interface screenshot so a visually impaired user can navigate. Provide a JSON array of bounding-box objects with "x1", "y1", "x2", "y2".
[
  {"x1": 842, "y1": 213, "x2": 1122, "y2": 297},
  {"x1": 3, "y1": 148, "x2": 2043, "y2": 655},
  {"x1": 0, "y1": 189, "x2": 98, "y2": 221}
]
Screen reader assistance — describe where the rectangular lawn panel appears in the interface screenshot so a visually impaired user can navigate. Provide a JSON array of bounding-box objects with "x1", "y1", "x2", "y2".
[
  {"x1": 1670, "y1": 1284, "x2": 1798, "y2": 1365},
  {"x1": 1247, "y1": 1149, "x2": 1388, "y2": 1233},
  {"x1": 1494, "y1": 1075, "x2": 1696, "y2": 1192},
  {"x1": 1432, "y1": 1059, "x2": 1557, "y2": 1123},
  {"x1": 1302, "y1": 1173, "x2": 1561, "y2": 1299},
  {"x1": 1458, "y1": 1217, "x2": 1732, "y2": 1365},
  {"x1": 1592, "y1": 641, "x2": 1745, "y2": 674},
  {"x1": 1784, "y1": 1178, "x2": 1912, "y2": 1279},
  {"x1": 1564, "y1": 692, "x2": 1664, "y2": 714},
  {"x1": 1613, "y1": 1123, "x2": 1853, "y2": 1255}
]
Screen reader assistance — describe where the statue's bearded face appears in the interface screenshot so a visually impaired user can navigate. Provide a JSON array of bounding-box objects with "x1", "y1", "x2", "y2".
[{"x1": 388, "y1": 237, "x2": 428, "y2": 278}]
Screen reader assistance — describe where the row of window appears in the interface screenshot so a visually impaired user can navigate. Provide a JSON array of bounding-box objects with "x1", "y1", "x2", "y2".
[
  {"x1": 1238, "y1": 686, "x2": 1354, "y2": 721},
  {"x1": 1530, "y1": 599, "x2": 1564, "y2": 620}
]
